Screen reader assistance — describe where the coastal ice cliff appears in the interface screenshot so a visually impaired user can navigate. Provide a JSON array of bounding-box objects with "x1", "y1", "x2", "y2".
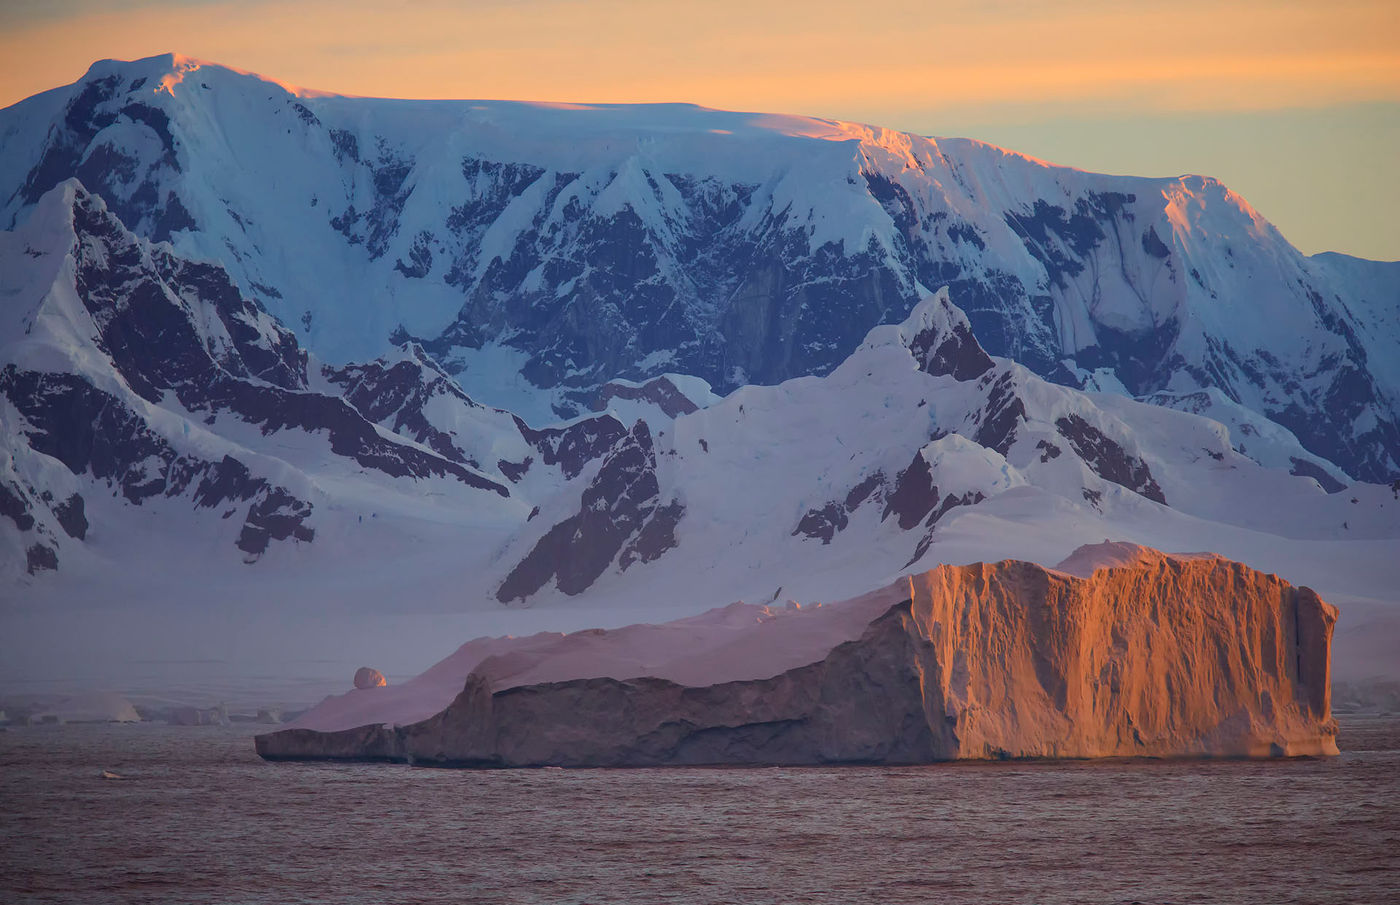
[{"x1": 255, "y1": 543, "x2": 1339, "y2": 765}]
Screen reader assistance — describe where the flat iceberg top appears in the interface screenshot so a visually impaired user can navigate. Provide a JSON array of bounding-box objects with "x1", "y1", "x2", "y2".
[
  {"x1": 1052, "y1": 541, "x2": 1224, "y2": 579},
  {"x1": 287, "y1": 581, "x2": 908, "y2": 733}
]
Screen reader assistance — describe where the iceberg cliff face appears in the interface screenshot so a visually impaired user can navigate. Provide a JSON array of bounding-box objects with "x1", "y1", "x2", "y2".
[{"x1": 256, "y1": 544, "x2": 1338, "y2": 765}]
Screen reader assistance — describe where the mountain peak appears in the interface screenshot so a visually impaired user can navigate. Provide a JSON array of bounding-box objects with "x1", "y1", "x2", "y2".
[
  {"x1": 861, "y1": 288, "x2": 995, "y2": 382},
  {"x1": 77, "y1": 53, "x2": 339, "y2": 102}
]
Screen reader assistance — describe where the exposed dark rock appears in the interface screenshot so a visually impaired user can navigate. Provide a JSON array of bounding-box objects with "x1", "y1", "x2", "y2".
[
  {"x1": 883, "y1": 452, "x2": 939, "y2": 531},
  {"x1": 236, "y1": 489, "x2": 315, "y2": 560},
  {"x1": 53, "y1": 494, "x2": 87, "y2": 540},
  {"x1": 0, "y1": 480, "x2": 35, "y2": 532},
  {"x1": 1271, "y1": 363, "x2": 1400, "y2": 485},
  {"x1": 26, "y1": 543, "x2": 58, "y2": 574},
  {"x1": 150, "y1": 192, "x2": 197, "y2": 242},
  {"x1": 70, "y1": 187, "x2": 306, "y2": 395},
  {"x1": 497, "y1": 422, "x2": 667, "y2": 600},
  {"x1": 2, "y1": 368, "x2": 319, "y2": 558},
  {"x1": 10, "y1": 71, "x2": 1396, "y2": 482},
  {"x1": 970, "y1": 372, "x2": 1027, "y2": 457},
  {"x1": 620, "y1": 500, "x2": 685, "y2": 570},
  {"x1": 329, "y1": 129, "x2": 359, "y2": 163},
  {"x1": 905, "y1": 297, "x2": 994, "y2": 381},
  {"x1": 1003, "y1": 193, "x2": 1133, "y2": 289},
  {"x1": 1141, "y1": 226, "x2": 1171, "y2": 259},
  {"x1": 19, "y1": 76, "x2": 123, "y2": 207},
  {"x1": 330, "y1": 142, "x2": 416, "y2": 258},
  {"x1": 795, "y1": 471, "x2": 892, "y2": 544},
  {"x1": 592, "y1": 376, "x2": 700, "y2": 418},
  {"x1": 291, "y1": 102, "x2": 320, "y2": 127},
  {"x1": 63, "y1": 190, "x2": 508, "y2": 496},
  {"x1": 202, "y1": 379, "x2": 508, "y2": 494},
  {"x1": 793, "y1": 502, "x2": 848, "y2": 544},
  {"x1": 844, "y1": 473, "x2": 885, "y2": 511},
  {"x1": 325, "y1": 348, "x2": 483, "y2": 467},
  {"x1": 1055, "y1": 414, "x2": 1166, "y2": 504},
  {"x1": 17, "y1": 77, "x2": 190, "y2": 240},
  {"x1": 394, "y1": 230, "x2": 434, "y2": 279},
  {"x1": 0, "y1": 183, "x2": 544, "y2": 571},
  {"x1": 4, "y1": 368, "x2": 194, "y2": 505},
  {"x1": 1073, "y1": 319, "x2": 1183, "y2": 397},
  {"x1": 1289, "y1": 457, "x2": 1346, "y2": 494},
  {"x1": 497, "y1": 458, "x2": 531, "y2": 483},
  {"x1": 513, "y1": 414, "x2": 629, "y2": 480},
  {"x1": 192, "y1": 456, "x2": 259, "y2": 510},
  {"x1": 149, "y1": 248, "x2": 305, "y2": 389}
]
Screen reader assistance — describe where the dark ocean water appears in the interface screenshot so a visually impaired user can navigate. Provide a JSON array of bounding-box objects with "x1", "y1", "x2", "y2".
[{"x1": 1, "y1": 716, "x2": 1397, "y2": 905}]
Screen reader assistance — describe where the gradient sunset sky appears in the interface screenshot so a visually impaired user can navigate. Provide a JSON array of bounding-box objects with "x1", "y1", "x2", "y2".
[{"x1": 3, "y1": 0, "x2": 1397, "y2": 259}]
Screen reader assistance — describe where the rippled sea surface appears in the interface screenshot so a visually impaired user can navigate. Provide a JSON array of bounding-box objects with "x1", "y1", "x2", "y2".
[{"x1": 2, "y1": 716, "x2": 1397, "y2": 904}]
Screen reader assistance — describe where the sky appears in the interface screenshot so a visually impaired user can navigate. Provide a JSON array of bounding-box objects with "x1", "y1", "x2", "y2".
[{"x1": 1, "y1": 0, "x2": 1397, "y2": 259}]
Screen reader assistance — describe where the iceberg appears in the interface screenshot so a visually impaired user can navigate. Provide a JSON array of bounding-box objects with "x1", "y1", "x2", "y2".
[{"x1": 256, "y1": 543, "x2": 1338, "y2": 765}]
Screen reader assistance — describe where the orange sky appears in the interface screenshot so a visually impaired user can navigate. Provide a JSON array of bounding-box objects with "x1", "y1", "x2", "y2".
[
  {"x1": 1, "y1": 0, "x2": 1398, "y2": 257},
  {"x1": 4, "y1": 0, "x2": 1396, "y2": 113}
]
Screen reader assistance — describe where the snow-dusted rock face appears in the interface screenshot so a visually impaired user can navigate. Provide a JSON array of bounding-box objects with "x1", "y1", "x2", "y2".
[
  {"x1": 2, "y1": 55, "x2": 1396, "y2": 481},
  {"x1": 3, "y1": 180, "x2": 1394, "y2": 610},
  {"x1": 0, "y1": 181, "x2": 527, "y2": 579},
  {"x1": 255, "y1": 544, "x2": 1339, "y2": 765},
  {"x1": 1, "y1": 180, "x2": 685, "y2": 583}
]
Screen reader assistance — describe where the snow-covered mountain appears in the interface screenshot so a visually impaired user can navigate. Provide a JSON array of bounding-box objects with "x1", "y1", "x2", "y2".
[
  {"x1": 0, "y1": 56, "x2": 1397, "y2": 706},
  {"x1": 3, "y1": 179, "x2": 1394, "y2": 604},
  {"x1": 2, "y1": 54, "x2": 1396, "y2": 483}
]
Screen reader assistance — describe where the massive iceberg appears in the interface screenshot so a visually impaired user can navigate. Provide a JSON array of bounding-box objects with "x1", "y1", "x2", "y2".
[{"x1": 256, "y1": 543, "x2": 1338, "y2": 766}]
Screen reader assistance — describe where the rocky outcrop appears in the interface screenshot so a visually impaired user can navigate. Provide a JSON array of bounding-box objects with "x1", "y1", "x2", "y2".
[
  {"x1": 592, "y1": 376, "x2": 701, "y2": 418},
  {"x1": 496, "y1": 420, "x2": 676, "y2": 601},
  {"x1": 256, "y1": 544, "x2": 1339, "y2": 765}
]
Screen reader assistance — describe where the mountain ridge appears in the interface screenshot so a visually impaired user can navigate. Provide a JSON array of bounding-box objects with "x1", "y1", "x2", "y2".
[
  {"x1": 5, "y1": 178, "x2": 1392, "y2": 604},
  {"x1": 3, "y1": 54, "x2": 1396, "y2": 481}
]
